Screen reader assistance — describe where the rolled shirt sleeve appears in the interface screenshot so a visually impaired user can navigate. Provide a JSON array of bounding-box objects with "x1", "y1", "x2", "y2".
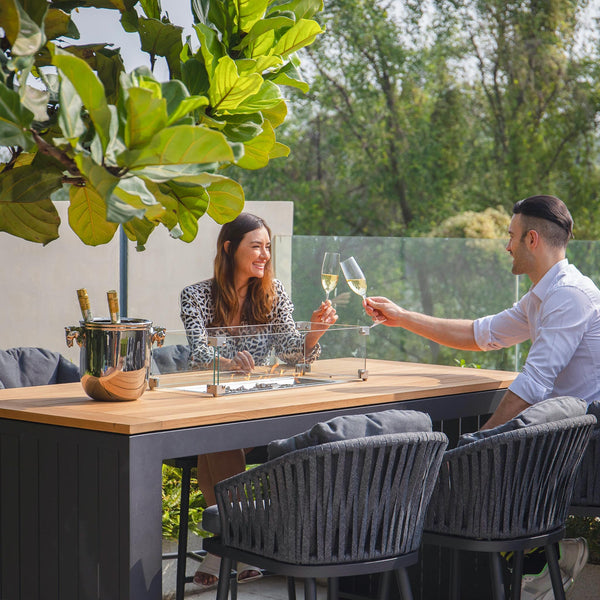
[{"x1": 473, "y1": 301, "x2": 530, "y2": 351}]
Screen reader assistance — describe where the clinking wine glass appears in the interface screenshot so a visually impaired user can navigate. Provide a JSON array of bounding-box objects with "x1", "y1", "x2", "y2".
[
  {"x1": 321, "y1": 252, "x2": 340, "y2": 301},
  {"x1": 340, "y1": 256, "x2": 382, "y2": 327}
]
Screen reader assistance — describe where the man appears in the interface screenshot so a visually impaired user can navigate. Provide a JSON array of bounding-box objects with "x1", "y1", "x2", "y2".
[{"x1": 365, "y1": 195, "x2": 600, "y2": 599}]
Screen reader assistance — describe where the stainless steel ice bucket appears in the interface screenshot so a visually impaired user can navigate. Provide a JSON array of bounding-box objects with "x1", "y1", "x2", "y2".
[{"x1": 65, "y1": 318, "x2": 165, "y2": 401}]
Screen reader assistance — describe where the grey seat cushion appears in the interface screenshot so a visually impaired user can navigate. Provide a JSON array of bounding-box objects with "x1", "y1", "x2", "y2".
[
  {"x1": 0, "y1": 347, "x2": 79, "y2": 389},
  {"x1": 267, "y1": 408, "x2": 432, "y2": 460},
  {"x1": 150, "y1": 344, "x2": 190, "y2": 374},
  {"x1": 457, "y1": 395, "x2": 588, "y2": 446}
]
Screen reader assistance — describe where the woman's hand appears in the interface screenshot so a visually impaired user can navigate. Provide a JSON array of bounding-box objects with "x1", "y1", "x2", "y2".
[
  {"x1": 221, "y1": 350, "x2": 255, "y2": 373},
  {"x1": 310, "y1": 300, "x2": 338, "y2": 332}
]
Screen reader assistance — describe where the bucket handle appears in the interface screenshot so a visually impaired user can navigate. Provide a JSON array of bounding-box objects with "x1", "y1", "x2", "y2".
[
  {"x1": 65, "y1": 325, "x2": 84, "y2": 348},
  {"x1": 152, "y1": 326, "x2": 166, "y2": 347}
]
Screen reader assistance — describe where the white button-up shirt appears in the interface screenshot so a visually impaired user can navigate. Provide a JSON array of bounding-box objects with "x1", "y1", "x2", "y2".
[{"x1": 473, "y1": 259, "x2": 600, "y2": 405}]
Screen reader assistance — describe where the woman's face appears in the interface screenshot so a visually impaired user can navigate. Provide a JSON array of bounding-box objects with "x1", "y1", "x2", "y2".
[{"x1": 232, "y1": 226, "x2": 271, "y2": 281}]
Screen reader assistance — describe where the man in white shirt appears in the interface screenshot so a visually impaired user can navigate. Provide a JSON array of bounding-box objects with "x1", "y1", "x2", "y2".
[{"x1": 365, "y1": 195, "x2": 599, "y2": 599}]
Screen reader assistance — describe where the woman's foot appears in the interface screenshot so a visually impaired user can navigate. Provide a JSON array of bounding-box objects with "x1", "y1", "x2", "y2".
[{"x1": 193, "y1": 554, "x2": 263, "y2": 590}]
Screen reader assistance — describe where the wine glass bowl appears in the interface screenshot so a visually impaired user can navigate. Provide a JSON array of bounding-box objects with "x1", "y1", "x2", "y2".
[
  {"x1": 321, "y1": 252, "x2": 340, "y2": 300},
  {"x1": 340, "y1": 256, "x2": 367, "y2": 299}
]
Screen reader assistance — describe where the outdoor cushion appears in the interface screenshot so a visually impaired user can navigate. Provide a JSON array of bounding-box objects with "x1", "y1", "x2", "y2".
[
  {"x1": 150, "y1": 344, "x2": 190, "y2": 374},
  {"x1": 0, "y1": 347, "x2": 80, "y2": 389},
  {"x1": 457, "y1": 395, "x2": 588, "y2": 446},
  {"x1": 267, "y1": 408, "x2": 432, "y2": 460}
]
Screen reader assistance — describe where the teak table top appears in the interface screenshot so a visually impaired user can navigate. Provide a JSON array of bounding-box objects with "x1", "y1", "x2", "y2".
[{"x1": 0, "y1": 359, "x2": 516, "y2": 435}]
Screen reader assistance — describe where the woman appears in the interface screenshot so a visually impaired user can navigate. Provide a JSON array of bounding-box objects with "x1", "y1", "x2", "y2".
[{"x1": 180, "y1": 213, "x2": 337, "y2": 590}]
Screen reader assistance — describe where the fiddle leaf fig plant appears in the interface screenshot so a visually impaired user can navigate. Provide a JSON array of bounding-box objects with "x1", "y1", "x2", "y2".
[{"x1": 0, "y1": 0, "x2": 324, "y2": 249}]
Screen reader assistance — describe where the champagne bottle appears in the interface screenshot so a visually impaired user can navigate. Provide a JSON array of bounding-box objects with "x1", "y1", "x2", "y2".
[
  {"x1": 107, "y1": 290, "x2": 120, "y2": 323},
  {"x1": 76, "y1": 288, "x2": 93, "y2": 322}
]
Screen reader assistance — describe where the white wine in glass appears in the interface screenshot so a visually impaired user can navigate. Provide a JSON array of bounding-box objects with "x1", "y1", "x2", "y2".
[
  {"x1": 321, "y1": 252, "x2": 340, "y2": 300},
  {"x1": 341, "y1": 256, "x2": 383, "y2": 327},
  {"x1": 341, "y1": 256, "x2": 367, "y2": 299}
]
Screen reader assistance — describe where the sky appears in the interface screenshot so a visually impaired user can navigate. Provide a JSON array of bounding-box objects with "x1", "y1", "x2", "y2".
[{"x1": 70, "y1": 1, "x2": 195, "y2": 80}]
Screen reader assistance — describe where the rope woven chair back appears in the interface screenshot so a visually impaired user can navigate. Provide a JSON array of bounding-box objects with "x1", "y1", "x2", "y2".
[
  {"x1": 214, "y1": 431, "x2": 448, "y2": 565},
  {"x1": 425, "y1": 415, "x2": 595, "y2": 540},
  {"x1": 571, "y1": 427, "x2": 600, "y2": 510}
]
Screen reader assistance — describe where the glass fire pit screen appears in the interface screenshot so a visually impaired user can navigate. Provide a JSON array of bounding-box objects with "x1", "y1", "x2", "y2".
[{"x1": 149, "y1": 322, "x2": 369, "y2": 396}]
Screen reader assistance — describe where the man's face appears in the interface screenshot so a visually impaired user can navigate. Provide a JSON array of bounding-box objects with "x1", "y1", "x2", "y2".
[{"x1": 506, "y1": 214, "x2": 534, "y2": 275}]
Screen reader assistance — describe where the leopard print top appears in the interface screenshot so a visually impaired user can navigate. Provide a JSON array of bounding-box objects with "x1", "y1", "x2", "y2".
[{"x1": 180, "y1": 279, "x2": 320, "y2": 368}]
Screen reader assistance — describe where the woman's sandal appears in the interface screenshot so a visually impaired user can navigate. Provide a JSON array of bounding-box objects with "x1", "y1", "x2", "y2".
[{"x1": 193, "y1": 553, "x2": 263, "y2": 592}]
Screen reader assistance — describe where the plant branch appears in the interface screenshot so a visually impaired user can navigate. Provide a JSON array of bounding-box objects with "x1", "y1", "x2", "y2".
[{"x1": 30, "y1": 130, "x2": 80, "y2": 176}]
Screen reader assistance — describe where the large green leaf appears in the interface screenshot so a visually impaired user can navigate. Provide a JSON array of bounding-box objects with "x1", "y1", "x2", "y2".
[
  {"x1": 114, "y1": 175, "x2": 158, "y2": 207},
  {"x1": 11, "y1": 2, "x2": 46, "y2": 56},
  {"x1": 0, "y1": 83, "x2": 34, "y2": 149},
  {"x1": 193, "y1": 23, "x2": 225, "y2": 78},
  {"x1": 206, "y1": 177, "x2": 245, "y2": 223},
  {"x1": 139, "y1": 0, "x2": 161, "y2": 19},
  {"x1": 222, "y1": 113, "x2": 264, "y2": 142},
  {"x1": 235, "y1": 120, "x2": 275, "y2": 169},
  {"x1": 122, "y1": 216, "x2": 157, "y2": 250},
  {"x1": 0, "y1": 198, "x2": 60, "y2": 245},
  {"x1": 58, "y1": 76, "x2": 85, "y2": 143},
  {"x1": 95, "y1": 49, "x2": 125, "y2": 104},
  {"x1": 53, "y1": 51, "x2": 112, "y2": 152},
  {"x1": 138, "y1": 18, "x2": 183, "y2": 78},
  {"x1": 125, "y1": 87, "x2": 168, "y2": 149},
  {"x1": 167, "y1": 180, "x2": 210, "y2": 241},
  {"x1": 22, "y1": 85, "x2": 50, "y2": 121},
  {"x1": 268, "y1": 0, "x2": 323, "y2": 20},
  {"x1": 234, "y1": 0, "x2": 270, "y2": 32},
  {"x1": 181, "y1": 57, "x2": 210, "y2": 95},
  {"x1": 223, "y1": 79, "x2": 282, "y2": 114},
  {"x1": 44, "y1": 8, "x2": 79, "y2": 41},
  {"x1": 209, "y1": 55, "x2": 263, "y2": 112},
  {"x1": 130, "y1": 163, "x2": 218, "y2": 182},
  {"x1": 261, "y1": 98, "x2": 287, "y2": 127},
  {"x1": 234, "y1": 15, "x2": 295, "y2": 51},
  {"x1": 68, "y1": 185, "x2": 119, "y2": 246},
  {"x1": 0, "y1": 163, "x2": 63, "y2": 204},
  {"x1": 166, "y1": 96, "x2": 209, "y2": 126},
  {"x1": 120, "y1": 125, "x2": 234, "y2": 168},
  {"x1": 267, "y1": 61, "x2": 309, "y2": 92},
  {"x1": 0, "y1": 0, "x2": 20, "y2": 46},
  {"x1": 74, "y1": 154, "x2": 120, "y2": 200},
  {"x1": 272, "y1": 18, "x2": 323, "y2": 57}
]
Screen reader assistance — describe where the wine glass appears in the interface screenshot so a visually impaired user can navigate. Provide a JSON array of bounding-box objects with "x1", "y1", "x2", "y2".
[
  {"x1": 321, "y1": 252, "x2": 340, "y2": 301},
  {"x1": 341, "y1": 256, "x2": 382, "y2": 326}
]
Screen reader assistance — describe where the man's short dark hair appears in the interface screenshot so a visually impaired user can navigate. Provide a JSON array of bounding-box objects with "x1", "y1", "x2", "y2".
[{"x1": 512, "y1": 195, "x2": 574, "y2": 248}]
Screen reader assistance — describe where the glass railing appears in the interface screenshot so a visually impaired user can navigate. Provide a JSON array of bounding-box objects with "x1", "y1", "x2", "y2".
[{"x1": 288, "y1": 237, "x2": 600, "y2": 373}]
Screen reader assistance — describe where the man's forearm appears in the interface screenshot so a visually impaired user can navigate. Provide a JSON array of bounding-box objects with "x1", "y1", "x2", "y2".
[
  {"x1": 394, "y1": 311, "x2": 479, "y2": 351},
  {"x1": 481, "y1": 389, "x2": 530, "y2": 430}
]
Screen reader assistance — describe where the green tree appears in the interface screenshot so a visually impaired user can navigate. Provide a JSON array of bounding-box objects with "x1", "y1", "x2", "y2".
[{"x1": 0, "y1": 0, "x2": 324, "y2": 249}]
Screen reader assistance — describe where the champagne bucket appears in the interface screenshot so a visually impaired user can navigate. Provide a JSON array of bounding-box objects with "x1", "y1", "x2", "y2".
[{"x1": 65, "y1": 318, "x2": 165, "y2": 401}]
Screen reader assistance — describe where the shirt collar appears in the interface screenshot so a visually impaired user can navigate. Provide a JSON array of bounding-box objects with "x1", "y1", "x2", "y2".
[{"x1": 531, "y1": 258, "x2": 568, "y2": 301}]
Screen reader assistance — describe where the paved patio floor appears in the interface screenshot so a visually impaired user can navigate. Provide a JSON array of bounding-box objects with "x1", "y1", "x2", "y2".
[{"x1": 162, "y1": 538, "x2": 600, "y2": 600}]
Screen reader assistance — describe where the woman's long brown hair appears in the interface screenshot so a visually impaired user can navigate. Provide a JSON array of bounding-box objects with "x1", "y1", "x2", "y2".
[{"x1": 211, "y1": 213, "x2": 275, "y2": 326}]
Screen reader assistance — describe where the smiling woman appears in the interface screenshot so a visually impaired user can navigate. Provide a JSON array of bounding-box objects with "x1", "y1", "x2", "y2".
[{"x1": 177, "y1": 210, "x2": 339, "y2": 590}]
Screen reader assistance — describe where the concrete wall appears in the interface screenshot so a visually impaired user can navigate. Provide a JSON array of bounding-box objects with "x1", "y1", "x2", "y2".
[{"x1": 0, "y1": 201, "x2": 293, "y2": 362}]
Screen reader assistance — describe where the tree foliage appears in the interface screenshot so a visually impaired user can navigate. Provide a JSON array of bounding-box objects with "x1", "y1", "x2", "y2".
[
  {"x1": 239, "y1": 0, "x2": 600, "y2": 239},
  {"x1": 0, "y1": 0, "x2": 324, "y2": 249}
]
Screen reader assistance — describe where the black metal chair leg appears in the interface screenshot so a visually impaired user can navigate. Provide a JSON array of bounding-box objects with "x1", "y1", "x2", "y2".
[
  {"x1": 510, "y1": 551, "x2": 524, "y2": 600},
  {"x1": 377, "y1": 570, "x2": 392, "y2": 600},
  {"x1": 449, "y1": 549, "x2": 460, "y2": 600},
  {"x1": 395, "y1": 568, "x2": 414, "y2": 600},
  {"x1": 490, "y1": 552, "x2": 506, "y2": 600},
  {"x1": 327, "y1": 577, "x2": 339, "y2": 600},
  {"x1": 287, "y1": 576, "x2": 297, "y2": 600},
  {"x1": 215, "y1": 556, "x2": 233, "y2": 600},
  {"x1": 175, "y1": 461, "x2": 192, "y2": 600},
  {"x1": 546, "y1": 544, "x2": 566, "y2": 600},
  {"x1": 304, "y1": 578, "x2": 318, "y2": 600}
]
